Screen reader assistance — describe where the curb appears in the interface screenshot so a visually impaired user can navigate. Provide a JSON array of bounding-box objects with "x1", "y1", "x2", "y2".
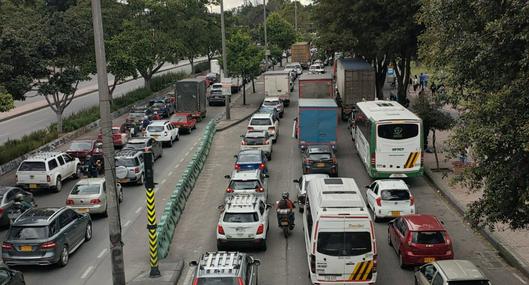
[
  {"x1": 216, "y1": 105, "x2": 261, "y2": 132},
  {"x1": 424, "y1": 167, "x2": 529, "y2": 279}
]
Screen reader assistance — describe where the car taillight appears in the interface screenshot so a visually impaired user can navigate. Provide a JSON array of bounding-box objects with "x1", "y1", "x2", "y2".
[
  {"x1": 192, "y1": 278, "x2": 199, "y2": 285},
  {"x1": 164, "y1": 131, "x2": 168, "y2": 136},
  {"x1": 268, "y1": 127, "x2": 275, "y2": 132},
  {"x1": 235, "y1": 164, "x2": 241, "y2": 171},
  {"x1": 2, "y1": 242, "x2": 13, "y2": 250},
  {"x1": 310, "y1": 254, "x2": 316, "y2": 273},
  {"x1": 241, "y1": 140, "x2": 247, "y2": 145},
  {"x1": 217, "y1": 224, "x2": 225, "y2": 235},
  {"x1": 332, "y1": 157, "x2": 337, "y2": 164},
  {"x1": 90, "y1": 199, "x2": 101, "y2": 204},
  {"x1": 66, "y1": 199, "x2": 74, "y2": 205},
  {"x1": 370, "y1": 153, "x2": 376, "y2": 166},
  {"x1": 375, "y1": 197, "x2": 382, "y2": 207},
  {"x1": 420, "y1": 151, "x2": 424, "y2": 165},
  {"x1": 40, "y1": 241, "x2": 56, "y2": 249},
  {"x1": 410, "y1": 195, "x2": 415, "y2": 206},
  {"x1": 47, "y1": 175, "x2": 51, "y2": 182},
  {"x1": 256, "y1": 224, "x2": 264, "y2": 234},
  {"x1": 406, "y1": 232, "x2": 413, "y2": 246},
  {"x1": 237, "y1": 277, "x2": 244, "y2": 285},
  {"x1": 256, "y1": 187, "x2": 264, "y2": 193},
  {"x1": 373, "y1": 254, "x2": 378, "y2": 273},
  {"x1": 259, "y1": 163, "x2": 265, "y2": 170},
  {"x1": 134, "y1": 167, "x2": 140, "y2": 173},
  {"x1": 264, "y1": 140, "x2": 269, "y2": 145},
  {"x1": 226, "y1": 187, "x2": 234, "y2": 193},
  {"x1": 248, "y1": 127, "x2": 254, "y2": 131}
]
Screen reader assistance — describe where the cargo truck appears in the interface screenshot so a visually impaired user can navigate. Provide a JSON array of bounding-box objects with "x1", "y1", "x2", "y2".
[
  {"x1": 298, "y1": 73, "x2": 334, "y2": 99},
  {"x1": 291, "y1": 42, "x2": 311, "y2": 69},
  {"x1": 264, "y1": 70, "x2": 291, "y2": 106},
  {"x1": 297, "y1": 98, "x2": 338, "y2": 150},
  {"x1": 175, "y1": 78, "x2": 207, "y2": 121},
  {"x1": 335, "y1": 58, "x2": 376, "y2": 121}
]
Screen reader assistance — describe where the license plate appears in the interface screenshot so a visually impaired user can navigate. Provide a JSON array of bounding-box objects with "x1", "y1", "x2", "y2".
[
  {"x1": 390, "y1": 174, "x2": 407, "y2": 178},
  {"x1": 316, "y1": 163, "x2": 325, "y2": 167},
  {"x1": 324, "y1": 275, "x2": 336, "y2": 281},
  {"x1": 120, "y1": 179, "x2": 129, "y2": 183},
  {"x1": 280, "y1": 221, "x2": 289, "y2": 226},
  {"x1": 77, "y1": 208, "x2": 89, "y2": 213},
  {"x1": 424, "y1": 257, "x2": 435, "y2": 263},
  {"x1": 29, "y1": 184, "x2": 37, "y2": 189},
  {"x1": 391, "y1": 211, "x2": 401, "y2": 217},
  {"x1": 20, "y1": 245, "x2": 32, "y2": 252},
  {"x1": 151, "y1": 135, "x2": 159, "y2": 138}
]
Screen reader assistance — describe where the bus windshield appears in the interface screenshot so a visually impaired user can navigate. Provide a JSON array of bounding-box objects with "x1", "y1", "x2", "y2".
[
  {"x1": 317, "y1": 232, "x2": 372, "y2": 256},
  {"x1": 377, "y1": 123, "x2": 419, "y2": 140}
]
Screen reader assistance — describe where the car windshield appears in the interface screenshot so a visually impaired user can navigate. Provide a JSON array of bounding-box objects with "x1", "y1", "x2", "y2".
[
  {"x1": 18, "y1": 161, "x2": 46, "y2": 171},
  {"x1": 317, "y1": 231, "x2": 372, "y2": 256},
  {"x1": 9, "y1": 226, "x2": 48, "y2": 240},
  {"x1": 229, "y1": 180, "x2": 261, "y2": 190},
  {"x1": 380, "y1": 190, "x2": 410, "y2": 201},
  {"x1": 212, "y1": 84, "x2": 222, "y2": 89},
  {"x1": 116, "y1": 157, "x2": 137, "y2": 167},
  {"x1": 171, "y1": 116, "x2": 186, "y2": 122},
  {"x1": 263, "y1": 101, "x2": 279, "y2": 106},
  {"x1": 223, "y1": 212, "x2": 259, "y2": 223},
  {"x1": 70, "y1": 184, "x2": 101, "y2": 195},
  {"x1": 147, "y1": 126, "x2": 164, "y2": 132},
  {"x1": 69, "y1": 142, "x2": 92, "y2": 151},
  {"x1": 250, "y1": 118, "x2": 272, "y2": 126},
  {"x1": 124, "y1": 142, "x2": 145, "y2": 150},
  {"x1": 412, "y1": 231, "x2": 446, "y2": 244},
  {"x1": 309, "y1": 153, "x2": 332, "y2": 160},
  {"x1": 448, "y1": 281, "x2": 490, "y2": 285},
  {"x1": 152, "y1": 103, "x2": 165, "y2": 108},
  {"x1": 111, "y1": 128, "x2": 120, "y2": 134},
  {"x1": 238, "y1": 154, "x2": 261, "y2": 163},
  {"x1": 196, "y1": 277, "x2": 239, "y2": 285},
  {"x1": 244, "y1": 137, "x2": 266, "y2": 145}
]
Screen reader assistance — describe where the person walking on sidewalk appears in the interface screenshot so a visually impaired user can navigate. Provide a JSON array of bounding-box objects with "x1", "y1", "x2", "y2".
[
  {"x1": 419, "y1": 73, "x2": 426, "y2": 90},
  {"x1": 413, "y1": 75, "x2": 419, "y2": 92}
]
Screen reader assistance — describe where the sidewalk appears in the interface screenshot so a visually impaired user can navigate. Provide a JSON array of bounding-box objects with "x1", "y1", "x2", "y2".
[{"x1": 413, "y1": 87, "x2": 529, "y2": 278}]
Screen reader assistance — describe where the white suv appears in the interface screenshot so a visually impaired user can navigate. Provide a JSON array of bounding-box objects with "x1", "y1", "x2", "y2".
[
  {"x1": 217, "y1": 194, "x2": 271, "y2": 251},
  {"x1": 365, "y1": 179, "x2": 415, "y2": 221},
  {"x1": 115, "y1": 149, "x2": 145, "y2": 185},
  {"x1": 146, "y1": 120, "x2": 179, "y2": 147},
  {"x1": 262, "y1": 97, "x2": 284, "y2": 117},
  {"x1": 240, "y1": 130, "x2": 273, "y2": 160},
  {"x1": 224, "y1": 169, "x2": 269, "y2": 202},
  {"x1": 248, "y1": 113, "x2": 279, "y2": 143},
  {"x1": 16, "y1": 152, "x2": 80, "y2": 192}
]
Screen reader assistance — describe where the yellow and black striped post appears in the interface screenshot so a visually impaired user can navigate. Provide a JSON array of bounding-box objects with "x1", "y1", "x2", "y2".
[{"x1": 144, "y1": 151, "x2": 161, "y2": 277}]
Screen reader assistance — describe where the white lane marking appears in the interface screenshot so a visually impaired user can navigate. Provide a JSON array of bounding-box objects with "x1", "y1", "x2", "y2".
[
  {"x1": 135, "y1": 207, "x2": 142, "y2": 214},
  {"x1": 179, "y1": 158, "x2": 185, "y2": 163},
  {"x1": 154, "y1": 187, "x2": 159, "y2": 193},
  {"x1": 81, "y1": 265, "x2": 94, "y2": 279},
  {"x1": 168, "y1": 171, "x2": 174, "y2": 176},
  {"x1": 185, "y1": 151, "x2": 190, "y2": 156},
  {"x1": 193, "y1": 141, "x2": 198, "y2": 146},
  {"x1": 513, "y1": 273, "x2": 527, "y2": 284},
  {"x1": 174, "y1": 163, "x2": 180, "y2": 169},
  {"x1": 97, "y1": 248, "x2": 107, "y2": 259},
  {"x1": 161, "y1": 178, "x2": 167, "y2": 185},
  {"x1": 183, "y1": 267, "x2": 195, "y2": 285},
  {"x1": 123, "y1": 220, "x2": 131, "y2": 228}
]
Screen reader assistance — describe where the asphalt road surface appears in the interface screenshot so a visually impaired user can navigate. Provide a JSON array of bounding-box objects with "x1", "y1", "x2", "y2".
[
  {"x1": 0, "y1": 58, "x2": 207, "y2": 144},
  {"x1": 172, "y1": 78, "x2": 528, "y2": 285}
]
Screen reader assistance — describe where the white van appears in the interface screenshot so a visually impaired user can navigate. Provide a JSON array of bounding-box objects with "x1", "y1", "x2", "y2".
[{"x1": 303, "y1": 177, "x2": 377, "y2": 285}]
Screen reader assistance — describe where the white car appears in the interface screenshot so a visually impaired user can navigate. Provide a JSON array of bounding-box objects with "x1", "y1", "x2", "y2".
[
  {"x1": 224, "y1": 169, "x2": 269, "y2": 202},
  {"x1": 292, "y1": 174, "x2": 329, "y2": 212},
  {"x1": 16, "y1": 152, "x2": 80, "y2": 193},
  {"x1": 66, "y1": 178, "x2": 123, "y2": 215},
  {"x1": 284, "y1": 64, "x2": 299, "y2": 79},
  {"x1": 217, "y1": 194, "x2": 270, "y2": 251},
  {"x1": 262, "y1": 97, "x2": 284, "y2": 117},
  {"x1": 365, "y1": 179, "x2": 415, "y2": 221},
  {"x1": 146, "y1": 120, "x2": 179, "y2": 147},
  {"x1": 291, "y1": 62, "x2": 303, "y2": 76},
  {"x1": 309, "y1": 63, "x2": 325, "y2": 74},
  {"x1": 248, "y1": 113, "x2": 279, "y2": 143},
  {"x1": 210, "y1": 82, "x2": 223, "y2": 94},
  {"x1": 240, "y1": 130, "x2": 273, "y2": 160}
]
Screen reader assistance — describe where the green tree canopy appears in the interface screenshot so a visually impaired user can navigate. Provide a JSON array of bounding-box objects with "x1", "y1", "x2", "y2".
[{"x1": 266, "y1": 12, "x2": 295, "y2": 52}]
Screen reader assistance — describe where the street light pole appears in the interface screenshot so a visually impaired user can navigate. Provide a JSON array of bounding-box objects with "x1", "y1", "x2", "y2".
[
  {"x1": 90, "y1": 0, "x2": 125, "y2": 284},
  {"x1": 263, "y1": 0, "x2": 268, "y2": 69},
  {"x1": 294, "y1": 0, "x2": 298, "y2": 32},
  {"x1": 220, "y1": 0, "x2": 230, "y2": 120}
]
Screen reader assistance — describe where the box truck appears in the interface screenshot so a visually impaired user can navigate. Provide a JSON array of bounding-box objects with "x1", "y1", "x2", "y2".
[
  {"x1": 175, "y1": 78, "x2": 207, "y2": 121},
  {"x1": 298, "y1": 73, "x2": 334, "y2": 99},
  {"x1": 297, "y1": 98, "x2": 338, "y2": 150},
  {"x1": 264, "y1": 70, "x2": 291, "y2": 106},
  {"x1": 335, "y1": 58, "x2": 376, "y2": 120},
  {"x1": 291, "y1": 42, "x2": 311, "y2": 69}
]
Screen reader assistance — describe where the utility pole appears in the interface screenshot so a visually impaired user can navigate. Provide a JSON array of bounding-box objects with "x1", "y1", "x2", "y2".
[
  {"x1": 90, "y1": 0, "x2": 125, "y2": 284},
  {"x1": 263, "y1": 0, "x2": 268, "y2": 69},
  {"x1": 220, "y1": 0, "x2": 230, "y2": 120},
  {"x1": 294, "y1": 0, "x2": 298, "y2": 32}
]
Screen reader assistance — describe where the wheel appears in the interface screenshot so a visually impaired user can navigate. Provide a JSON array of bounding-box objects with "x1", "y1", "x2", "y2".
[
  {"x1": 85, "y1": 223, "x2": 92, "y2": 241},
  {"x1": 267, "y1": 154, "x2": 272, "y2": 161},
  {"x1": 74, "y1": 165, "x2": 81, "y2": 179},
  {"x1": 216, "y1": 240, "x2": 225, "y2": 251},
  {"x1": 299, "y1": 206, "x2": 304, "y2": 213},
  {"x1": 399, "y1": 252, "x2": 406, "y2": 269},
  {"x1": 175, "y1": 134, "x2": 179, "y2": 141},
  {"x1": 58, "y1": 246, "x2": 69, "y2": 267},
  {"x1": 260, "y1": 239, "x2": 267, "y2": 251},
  {"x1": 118, "y1": 188, "x2": 123, "y2": 203},
  {"x1": 54, "y1": 177, "x2": 62, "y2": 193},
  {"x1": 168, "y1": 138, "x2": 173, "y2": 147},
  {"x1": 282, "y1": 227, "x2": 289, "y2": 238},
  {"x1": 414, "y1": 277, "x2": 419, "y2": 285},
  {"x1": 374, "y1": 215, "x2": 380, "y2": 223},
  {"x1": 137, "y1": 174, "x2": 144, "y2": 186},
  {"x1": 388, "y1": 231, "x2": 392, "y2": 246}
]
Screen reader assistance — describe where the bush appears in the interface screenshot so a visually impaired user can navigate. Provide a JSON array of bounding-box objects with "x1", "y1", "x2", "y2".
[
  {"x1": 194, "y1": 61, "x2": 209, "y2": 74},
  {"x1": 150, "y1": 71, "x2": 187, "y2": 92},
  {"x1": 0, "y1": 129, "x2": 58, "y2": 165}
]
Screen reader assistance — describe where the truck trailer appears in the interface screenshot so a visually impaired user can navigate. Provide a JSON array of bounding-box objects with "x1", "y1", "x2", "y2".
[
  {"x1": 297, "y1": 98, "x2": 338, "y2": 150},
  {"x1": 335, "y1": 58, "x2": 376, "y2": 121},
  {"x1": 264, "y1": 70, "x2": 291, "y2": 106},
  {"x1": 291, "y1": 42, "x2": 311, "y2": 69},
  {"x1": 298, "y1": 73, "x2": 334, "y2": 99},
  {"x1": 175, "y1": 78, "x2": 207, "y2": 121}
]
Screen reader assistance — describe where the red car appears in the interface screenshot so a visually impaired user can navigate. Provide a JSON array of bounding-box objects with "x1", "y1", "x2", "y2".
[
  {"x1": 97, "y1": 126, "x2": 129, "y2": 148},
  {"x1": 66, "y1": 140, "x2": 102, "y2": 161},
  {"x1": 388, "y1": 214, "x2": 454, "y2": 268},
  {"x1": 169, "y1": 113, "x2": 197, "y2": 134}
]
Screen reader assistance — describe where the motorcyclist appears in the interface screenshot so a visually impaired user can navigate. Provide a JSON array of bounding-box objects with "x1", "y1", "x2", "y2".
[
  {"x1": 152, "y1": 111, "x2": 161, "y2": 120},
  {"x1": 86, "y1": 155, "x2": 99, "y2": 178},
  {"x1": 141, "y1": 115, "x2": 151, "y2": 135},
  {"x1": 13, "y1": 194, "x2": 32, "y2": 213},
  {"x1": 277, "y1": 192, "x2": 295, "y2": 229}
]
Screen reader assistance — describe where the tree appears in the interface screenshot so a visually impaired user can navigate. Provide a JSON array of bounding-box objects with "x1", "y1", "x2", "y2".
[
  {"x1": 203, "y1": 15, "x2": 222, "y2": 65},
  {"x1": 419, "y1": 0, "x2": 529, "y2": 230},
  {"x1": 0, "y1": 86, "x2": 14, "y2": 112},
  {"x1": 266, "y1": 12, "x2": 295, "y2": 66}
]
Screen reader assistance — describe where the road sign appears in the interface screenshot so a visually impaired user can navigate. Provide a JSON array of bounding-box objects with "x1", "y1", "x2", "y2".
[{"x1": 221, "y1": 78, "x2": 232, "y2": 96}]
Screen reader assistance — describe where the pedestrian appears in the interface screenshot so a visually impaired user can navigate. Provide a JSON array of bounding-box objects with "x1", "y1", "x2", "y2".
[
  {"x1": 86, "y1": 155, "x2": 98, "y2": 178},
  {"x1": 389, "y1": 92, "x2": 397, "y2": 101},
  {"x1": 413, "y1": 75, "x2": 419, "y2": 92},
  {"x1": 419, "y1": 73, "x2": 425, "y2": 90},
  {"x1": 430, "y1": 81, "x2": 437, "y2": 96}
]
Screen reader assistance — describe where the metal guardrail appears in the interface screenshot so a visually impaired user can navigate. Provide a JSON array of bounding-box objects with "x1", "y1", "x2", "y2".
[{"x1": 156, "y1": 119, "x2": 216, "y2": 259}]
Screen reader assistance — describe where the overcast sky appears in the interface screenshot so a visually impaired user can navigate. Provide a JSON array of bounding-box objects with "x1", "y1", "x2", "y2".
[{"x1": 210, "y1": 0, "x2": 313, "y2": 13}]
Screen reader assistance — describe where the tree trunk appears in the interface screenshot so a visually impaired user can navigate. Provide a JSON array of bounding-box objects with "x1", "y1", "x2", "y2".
[
  {"x1": 374, "y1": 57, "x2": 388, "y2": 100},
  {"x1": 243, "y1": 77, "x2": 246, "y2": 105},
  {"x1": 252, "y1": 78, "x2": 256, "y2": 93},
  {"x1": 144, "y1": 75, "x2": 152, "y2": 90},
  {"x1": 56, "y1": 111, "x2": 63, "y2": 134},
  {"x1": 190, "y1": 57, "x2": 195, "y2": 74},
  {"x1": 396, "y1": 54, "x2": 411, "y2": 104},
  {"x1": 433, "y1": 129, "x2": 440, "y2": 170}
]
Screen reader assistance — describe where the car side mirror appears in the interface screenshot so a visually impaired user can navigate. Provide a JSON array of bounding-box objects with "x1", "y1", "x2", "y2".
[
  {"x1": 240, "y1": 135, "x2": 245, "y2": 138},
  {"x1": 233, "y1": 155, "x2": 238, "y2": 158},
  {"x1": 293, "y1": 179, "x2": 299, "y2": 183},
  {"x1": 263, "y1": 174, "x2": 269, "y2": 178},
  {"x1": 266, "y1": 204, "x2": 272, "y2": 209},
  {"x1": 189, "y1": 261, "x2": 198, "y2": 267},
  {"x1": 365, "y1": 185, "x2": 371, "y2": 189},
  {"x1": 224, "y1": 175, "x2": 231, "y2": 179},
  {"x1": 251, "y1": 259, "x2": 261, "y2": 266}
]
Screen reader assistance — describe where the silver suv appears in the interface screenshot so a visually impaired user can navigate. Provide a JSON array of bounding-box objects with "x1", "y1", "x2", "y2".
[
  {"x1": 115, "y1": 150, "x2": 145, "y2": 185},
  {"x1": 189, "y1": 251, "x2": 260, "y2": 285}
]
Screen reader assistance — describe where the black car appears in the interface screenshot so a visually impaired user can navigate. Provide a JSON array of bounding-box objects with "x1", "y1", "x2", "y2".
[
  {"x1": 0, "y1": 264, "x2": 24, "y2": 284},
  {"x1": 2, "y1": 207, "x2": 92, "y2": 267},
  {"x1": 0, "y1": 187, "x2": 35, "y2": 227},
  {"x1": 301, "y1": 144, "x2": 338, "y2": 176}
]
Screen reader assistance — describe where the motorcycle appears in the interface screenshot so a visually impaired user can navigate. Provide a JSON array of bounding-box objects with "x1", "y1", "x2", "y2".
[
  {"x1": 8, "y1": 201, "x2": 35, "y2": 223},
  {"x1": 276, "y1": 208, "x2": 294, "y2": 238}
]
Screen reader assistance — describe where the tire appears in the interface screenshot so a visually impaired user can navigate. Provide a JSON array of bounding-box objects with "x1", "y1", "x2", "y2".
[
  {"x1": 260, "y1": 239, "x2": 267, "y2": 251},
  {"x1": 175, "y1": 134, "x2": 179, "y2": 141},
  {"x1": 85, "y1": 223, "x2": 92, "y2": 241},
  {"x1": 267, "y1": 154, "x2": 272, "y2": 161},
  {"x1": 299, "y1": 207, "x2": 304, "y2": 213},
  {"x1": 54, "y1": 177, "x2": 62, "y2": 193},
  {"x1": 374, "y1": 215, "x2": 380, "y2": 223},
  {"x1": 137, "y1": 174, "x2": 144, "y2": 186},
  {"x1": 414, "y1": 277, "x2": 419, "y2": 285},
  {"x1": 388, "y1": 231, "x2": 392, "y2": 246},
  {"x1": 168, "y1": 138, "x2": 173, "y2": 147},
  {"x1": 73, "y1": 165, "x2": 81, "y2": 179},
  {"x1": 399, "y1": 252, "x2": 406, "y2": 269},
  {"x1": 58, "y1": 246, "x2": 69, "y2": 267},
  {"x1": 216, "y1": 240, "x2": 225, "y2": 251},
  {"x1": 118, "y1": 188, "x2": 123, "y2": 203},
  {"x1": 282, "y1": 227, "x2": 289, "y2": 238}
]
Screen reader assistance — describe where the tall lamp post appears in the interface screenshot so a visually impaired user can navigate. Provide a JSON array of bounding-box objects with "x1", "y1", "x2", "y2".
[
  {"x1": 263, "y1": 0, "x2": 268, "y2": 69},
  {"x1": 220, "y1": 0, "x2": 230, "y2": 120}
]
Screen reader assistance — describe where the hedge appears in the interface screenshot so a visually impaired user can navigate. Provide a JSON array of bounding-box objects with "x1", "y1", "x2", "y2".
[{"x1": 0, "y1": 71, "x2": 188, "y2": 165}]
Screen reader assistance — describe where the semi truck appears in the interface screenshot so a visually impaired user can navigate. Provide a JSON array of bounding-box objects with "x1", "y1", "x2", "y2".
[
  {"x1": 297, "y1": 98, "x2": 338, "y2": 150},
  {"x1": 335, "y1": 58, "x2": 376, "y2": 120},
  {"x1": 291, "y1": 42, "x2": 311, "y2": 69},
  {"x1": 175, "y1": 78, "x2": 207, "y2": 121},
  {"x1": 264, "y1": 70, "x2": 291, "y2": 106},
  {"x1": 298, "y1": 73, "x2": 334, "y2": 99}
]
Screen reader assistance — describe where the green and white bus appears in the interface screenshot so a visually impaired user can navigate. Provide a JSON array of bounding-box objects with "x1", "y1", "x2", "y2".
[{"x1": 353, "y1": 101, "x2": 423, "y2": 178}]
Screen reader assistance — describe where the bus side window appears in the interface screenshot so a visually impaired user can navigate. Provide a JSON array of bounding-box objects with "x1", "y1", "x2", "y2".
[{"x1": 306, "y1": 199, "x2": 313, "y2": 240}]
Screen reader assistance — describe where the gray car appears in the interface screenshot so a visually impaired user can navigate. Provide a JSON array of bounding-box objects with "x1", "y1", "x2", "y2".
[
  {"x1": 0, "y1": 187, "x2": 35, "y2": 227},
  {"x1": 66, "y1": 178, "x2": 123, "y2": 216},
  {"x1": 123, "y1": 137, "x2": 163, "y2": 161},
  {"x1": 2, "y1": 207, "x2": 92, "y2": 267}
]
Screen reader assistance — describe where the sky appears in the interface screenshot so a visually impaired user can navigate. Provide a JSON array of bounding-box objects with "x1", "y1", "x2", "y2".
[{"x1": 210, "y1": 0, "x2": 313, "y2": 13}]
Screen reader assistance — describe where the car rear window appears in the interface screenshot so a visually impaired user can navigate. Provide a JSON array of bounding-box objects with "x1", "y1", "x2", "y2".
[
  {"x1": 244, "y1": 137, "x2": 266, "y2": 145},
  {"x1": 238, "y1": 154, "x2": 261, "y2": 163},
  {"x1": 147, "y1": 126, "x2": 165, "y2": 132},
  {"x1": 9, "y1": 226, "x2": 48, "y2": 240},
  {"x1": 124, "y1": 142, "x2": 145, "y2": 150},
  {"x1": 18, "y1": 161, "x2": 46, "y2": 171},
  {"x1": 380, "y1": 190, "x2": 410, "y2": 201},
  {"x1": 229, "y1": 180, "x2": 261, "y2": 190},
  {"x1": 171, "y1": 116, "x2": 186, "y2": 122},
  {"x1": 448, "y1": 281, "x2": 490, "y2": 285},
  {"x1": 317, "y1": 232, "x2": 372, "y2": 256},
  {"x1": 263, "y1": 101, "x2": 280, "y2": 106},
  {"x1": 223, "y1": 212, "x2": 259, "y2": 223},
  {"x1": 69, "y1": 142, "x2": 92, "y2": 151},
  {"x1": 116, "y1": 157, "x2": 137, "y2": 167},
  {"x1": 377, "y1": 124, "x2": 419, "y2": 140},
  {"x1": 196, "y1": 277, "x2": 239, "y2": 285},
  {"x1": 71, "y1": 184, "x2": 101, "y2": 195},
  {"x1": 308, "y1": 153, "x2": 332, "y2": 160},
  {"x1": 412, "y1": 231, "x2": 446, "y2": 244},
  {"x1": 250, "y1": 118, "x2": 272, "y2": 126}
]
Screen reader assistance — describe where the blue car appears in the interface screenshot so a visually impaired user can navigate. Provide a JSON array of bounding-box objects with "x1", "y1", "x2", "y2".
[
  {"x1": 234, "y1": 149, "x2": 269, "y2": 174},
  {"x1": 258, "y1": 106, "x2": 280, "y2": 122}
]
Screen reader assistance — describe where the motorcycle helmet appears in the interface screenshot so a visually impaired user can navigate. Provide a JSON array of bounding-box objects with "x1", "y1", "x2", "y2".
[
  {"x1": 281, "y1": 192, "x2": 289, "y2": 199},
  {"x1": 15, "y1": 193, "x2": 24, "y2": 202}
]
